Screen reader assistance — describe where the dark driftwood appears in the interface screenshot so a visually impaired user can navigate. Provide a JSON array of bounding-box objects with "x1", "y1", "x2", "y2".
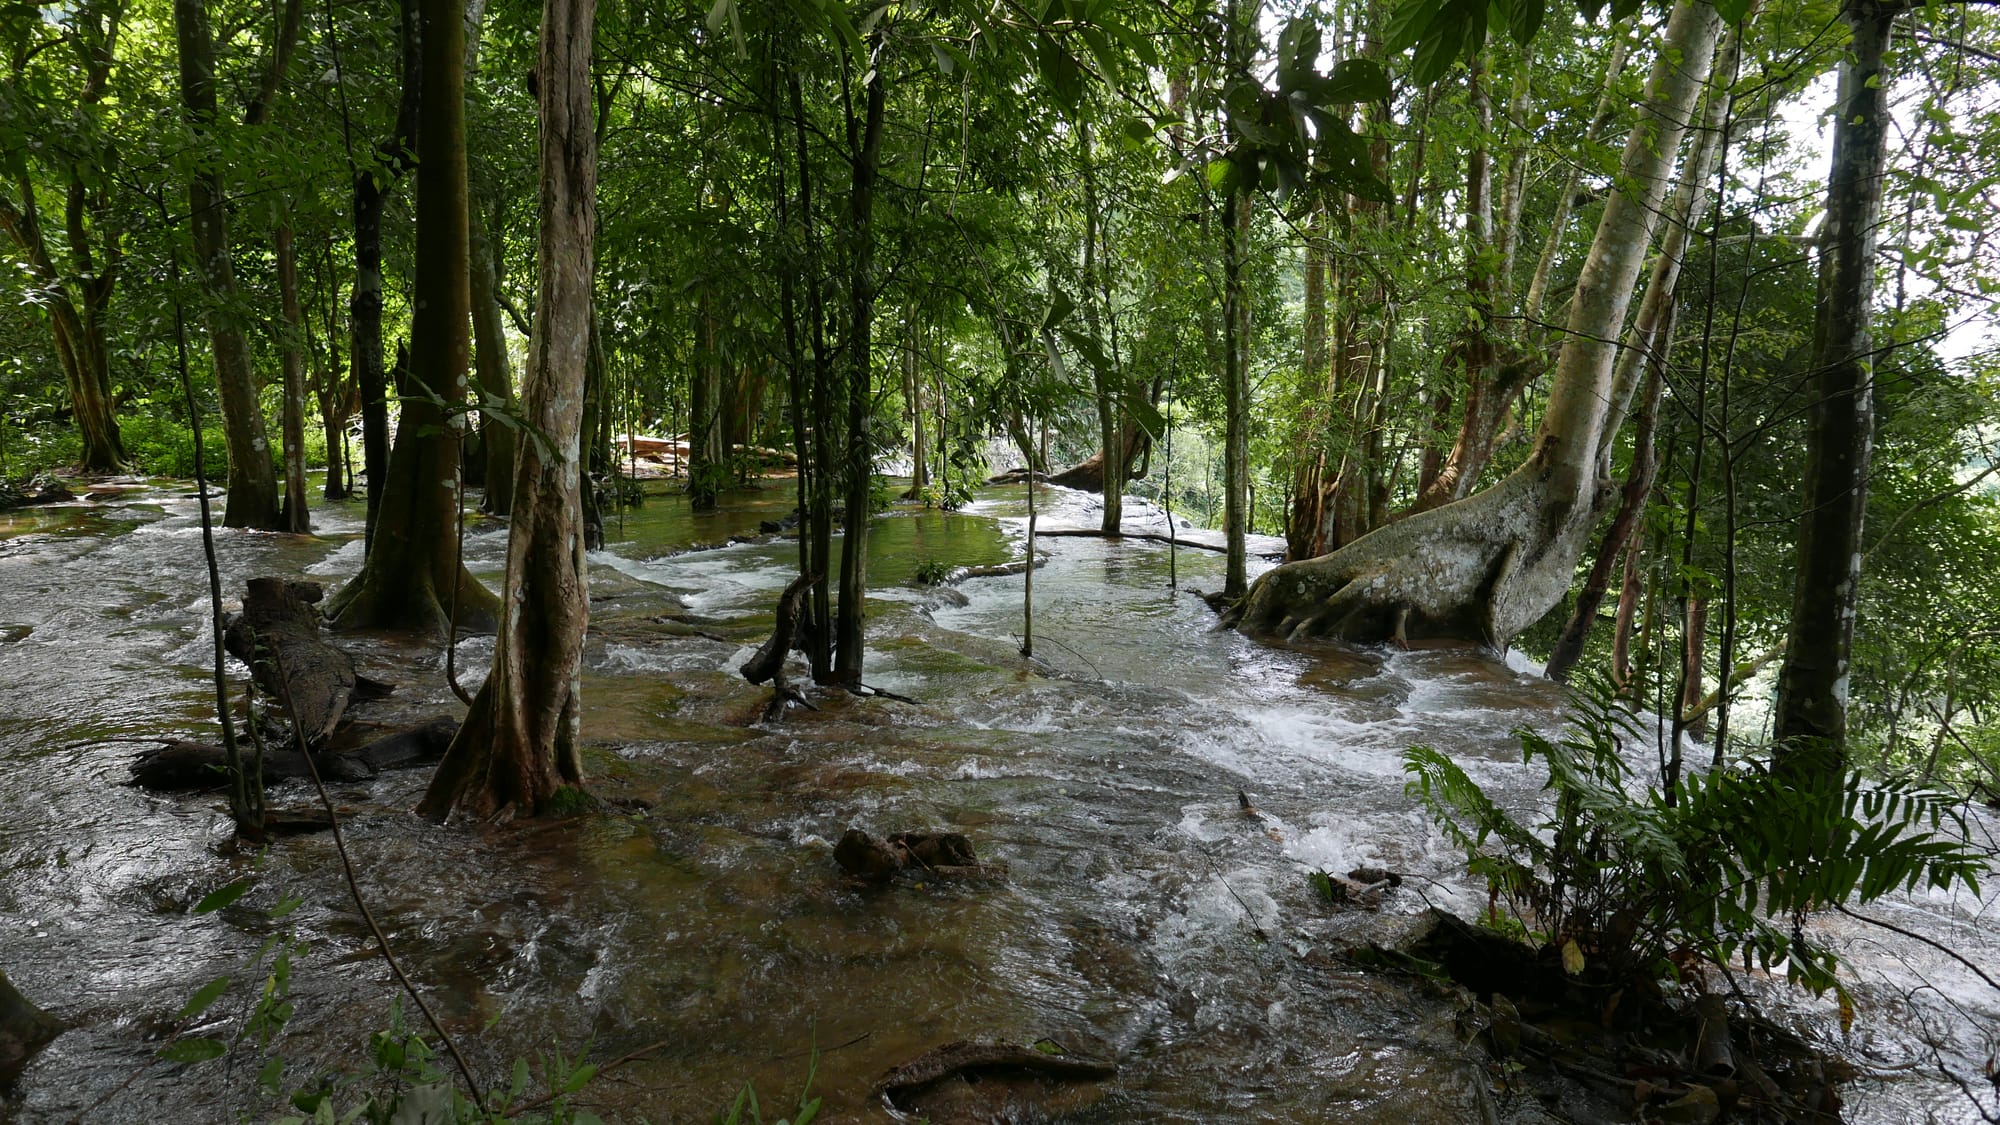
[
  {"x1": 742, "y1": 572, "x2": 817, "y2": 721},
  {"x1": 129, "y1": 718, "x2": 458, "y2": 791},
  {"x1": 224, "y1": 578, "x2": 391, "y2": 745},
  {"x1": 0, "y1": 968, "x2": 60, "y2": 1088},
  {"x1": 876, "y1": 1039, "x2": 1116, "y2": 1105}
]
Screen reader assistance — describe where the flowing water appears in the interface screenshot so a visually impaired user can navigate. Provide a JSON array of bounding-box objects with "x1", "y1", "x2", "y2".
[{"x1": 0, "y1": 477, "x2": 1995, "y2": 1123}]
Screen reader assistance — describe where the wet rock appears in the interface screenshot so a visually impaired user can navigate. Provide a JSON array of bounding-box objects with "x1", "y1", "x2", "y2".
[
  {"x1": 0, "y1": 968, "x2": 61, "y2": 1089},
  {"x1": 0, "y1": 624, "x2": 30, "y2": 644},
  {"x1": 833, "y1": 829, "x2": 1005, "y2": 882},
  {"x1": 875, "y1": 1039, "x2": 1116, "y2": 1124}
]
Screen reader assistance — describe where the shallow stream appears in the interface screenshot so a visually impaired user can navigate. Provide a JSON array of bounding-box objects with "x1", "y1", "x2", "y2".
[{"x1": 0, "y1": 477, "x2": 1994, "y2": 1123}]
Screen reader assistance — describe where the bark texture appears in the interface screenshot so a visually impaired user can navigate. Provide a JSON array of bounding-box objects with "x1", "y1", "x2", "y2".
[
  {"x1": 327, "y1": 0, "x2": 498, "y2": 634},
  {"x1": 1232, "y1": 0, "x2": 1723, "y2": 646},
  {"x1": 419, "y1": 0, "x2": 596, "y2": 820},
  {"x1": 1773, "y1": 0, "x2": 1900, "y2": 765}
]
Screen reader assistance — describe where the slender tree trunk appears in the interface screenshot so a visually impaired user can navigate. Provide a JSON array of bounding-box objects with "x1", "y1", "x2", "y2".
[
  {"x1": 1079, "y1": 122, "x2": 1124, "y2": 534},
  {"x1": 419, "y1": 0, "x2": 595, "y2": 820},
  {"x1": 349, "y1": 0, "x2": 420, "y2": 541},
  {"x1": 790, "y1": 73, "x2": 835, "y2": 683},
  {"x1": 175, "y1": 0, "x2": 280, "y2": 528},
  {"x1": 276, "y1": 224, "x2": 311, "y2": 531},
  {"x1": 833, "y1": 57, "x2": 886, "y2": 686},
  {"x1": 1221, "y1": 182, "x2": 1251, "y2": 598},
  {"x1": 469, "y1": 193, "x2": 517, "y2": 514},
  {"x1": 690, "y1": 288, "x2": 722, "y2": 510},
  {"x1": 314, "y1": 243, "x2": 353, "y2": 499},
  {"x1": 1773, "y1": 0, "x2": 1901, "y2": 770},
  {"x1": 902, "y1": 307, "x2": 928, "y2": 495},
  {"x1": 1545, "y1": 324, "x2": 1668, "y2": 682},
  {"x1": 327, "y1": 0, "x2": 497, "y2": 633},
  {"x1": 1287, "y1": 208, "x2": 1329, "y2": 561},
  {"x1": 1610, "y1": 537, "x2": 1642, "y2": 690}
]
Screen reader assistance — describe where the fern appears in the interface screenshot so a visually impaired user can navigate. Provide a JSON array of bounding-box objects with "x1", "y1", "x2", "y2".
[{"x1": 1404, "y1": 687, "x2": 1993, "y2": 995}]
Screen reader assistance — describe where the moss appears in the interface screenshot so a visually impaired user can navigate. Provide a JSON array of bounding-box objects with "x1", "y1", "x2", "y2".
[{"x1": 544, "y1": 785, "x2": 594, "y2": 817}]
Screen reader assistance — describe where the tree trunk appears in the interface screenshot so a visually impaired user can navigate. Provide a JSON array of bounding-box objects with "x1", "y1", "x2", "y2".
[
  {"x1": 470, "y1": 194, "x2": 517, "y2": 515},
  {"x1": 276, "y1": 225, "x2": 311, "y2": 532},
  {"x1": 418, "y1": 0, "x2": 596, "y2": 821},
  {"x1": 690, "y1": 288, "x2": 723, "y2": 510},
  {"x1": 789, "y1": 73, "x2": 835, "y2": 684},
  {"x1": 1231, "y1": 0, "x2": 1723, "y2": 645},
  {"x1": 175, "y1": 0, "x2": 281, "y2": 529},
  {"x1": 1773, "y1": 0, "x2": 1900, "y2": 770},
  {"x1": 902, "y1": 307, "x2": 928, "y2": 496},
  {"x1": 1545, "y1": 322, "x2": 1668, "y2": 682},
  {"x1": 1286, "y1": 208, "x2": 1330, "y2": 561},
  {"x1": 833, "y1": 56, "x2": 886, "y2": 687},
  {"x1": 314, "y1": 244, "x2": 353, "y2": 499},
  {"x1": 1079, "y1": 122, "x2": 1125, "y2": 535},
  {"x1": 1221, "y1": 182, "x2": 1252, "y2": 598},
  {"x1": 350, "y1": 0, "x2": 421, "y2": 541},
  {"x1": 0, "y1": 5, "x2": 127, "y2": 473},
  {"x1": 326, "y1": 0, "x2": 497, "y2": 635}
]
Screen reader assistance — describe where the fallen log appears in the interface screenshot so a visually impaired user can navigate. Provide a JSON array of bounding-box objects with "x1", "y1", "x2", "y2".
[
  {"x1": 876, "y1": 1039, "x2": 1116, "y2": 1123},
  {"x1": 224, "y1": 578, "x2": 392, "y2": 746},
  {"x1": 1033, "y1": 526, "x2": 1286, "y2": 560},
  {"x1": 129, "y1": 718, "x2": 458, "y2": 791}
]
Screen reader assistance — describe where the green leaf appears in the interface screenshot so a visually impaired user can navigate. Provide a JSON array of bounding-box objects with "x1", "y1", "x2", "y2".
[
  {"x1": 1321, "y1": 58, "x2": 1392, "y2": 103},
  {"x1": 179, "y1": 975, "x2": 233, "y2": 1020},
  {"x1": 1502, "y1": 0, "x2": 1544, "y2": 44},
  {"x1": 1711, "y1": 0, "x2": 1751, "y2": 25},
  {"x1": 258, "y1": 1056, "x2": 285, "y2": 1095},
  {"x1": 159, "y1": 1037, "x2": 228, "y2": 1063},
  {"x1": 1041, "y1": 288, "x2": 1075, "y2": 332},
  {"x1": 192, "y1": 878, "x2": 250, "y2": 914}
]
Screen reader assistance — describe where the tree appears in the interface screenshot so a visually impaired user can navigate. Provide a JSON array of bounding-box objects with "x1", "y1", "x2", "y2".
[
  {"x1": 0, "y1": 0, "x2": 127, "y2": 473},
  {"x1": 1229, "y1": 0, "x2": 1725, "y2": 647},
  {"x1": 420, "y1": 0, "x2": 597, "y2": 820},
  {"x1": 173, "y1": 0, "x2": 299, "y2": 529},
  {"x1": 1772, "y1": 0, "x2": 1904, "y2": 769},
  {"x1": 326, "y1": 0, "x2": 498, "y2": 633}
]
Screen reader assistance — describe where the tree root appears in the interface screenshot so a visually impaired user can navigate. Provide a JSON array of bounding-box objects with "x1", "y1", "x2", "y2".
[{"x1": 1228, "y1": 462, "x2": 1608, "y2": 648}]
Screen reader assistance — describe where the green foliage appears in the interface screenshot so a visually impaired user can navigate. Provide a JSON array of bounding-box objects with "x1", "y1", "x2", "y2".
[
  {"x1": 1404, "y1": 691, "x2": 1990, "y2": 994},
  {"x1": 167, "y1": 875, "x2": 612, "y2": 1124},
  {"x1": 713, "y1": 1042, "x2": 820, "y2": 1125},
  {"x1": 913, "y1": 559, "x2": 952, "y2": 586},
  {"x1": 916, "y1": 480, "x2": 973, "y2": 511}
]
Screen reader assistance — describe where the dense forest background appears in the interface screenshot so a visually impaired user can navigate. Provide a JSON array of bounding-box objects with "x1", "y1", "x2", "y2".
[{"x1": 4, "y1": 0, "x2": 1999, "y2": 790}]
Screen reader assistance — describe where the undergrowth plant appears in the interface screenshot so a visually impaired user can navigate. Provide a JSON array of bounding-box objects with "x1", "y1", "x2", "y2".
[{"x1": 1403, "y1": 691, "x2": 1991, "y2": 995}]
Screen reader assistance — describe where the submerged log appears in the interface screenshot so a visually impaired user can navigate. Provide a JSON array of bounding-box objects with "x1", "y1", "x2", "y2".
[
  {"x1": 876, "y1": 1039, "x2": 1116, "y2": 1124},
  {"x1": 0, "y1": 967, "x2": 60, "y2": 1089},
  {"x1": 129, "y1": 718, "x2": 458, "y2": 791},
  {"x1": 223, "y1": 578, "x2": 391, "y2": 745}
]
